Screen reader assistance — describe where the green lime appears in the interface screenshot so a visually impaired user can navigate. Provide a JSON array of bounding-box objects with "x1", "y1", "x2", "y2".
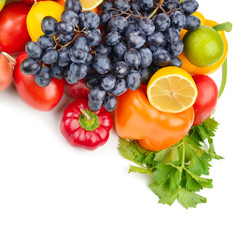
[{"x1": 183, "y1": 25, "x2": 224, "y2": 67}]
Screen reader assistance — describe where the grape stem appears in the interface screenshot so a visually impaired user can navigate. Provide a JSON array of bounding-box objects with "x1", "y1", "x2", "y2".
[
  {"x1": 148, "y1": 0, "x2": 167, "y2": 19},
  {"x1": 218, "y1": 58, "x2": 227, "y2": 99},
  {"x1": 111, "y1": 8, "x2": 143, "y2": 19}
]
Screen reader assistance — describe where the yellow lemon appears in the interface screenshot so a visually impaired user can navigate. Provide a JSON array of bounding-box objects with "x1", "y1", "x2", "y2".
[
  {"x1": 27, "y1": 1, "x2": 64, "y2": 42},
  {"x1": 147, "y1": 67, "x2": 198, "y2": 113}
]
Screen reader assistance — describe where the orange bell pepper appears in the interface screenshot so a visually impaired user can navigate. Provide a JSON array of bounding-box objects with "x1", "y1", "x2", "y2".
[
  {"x1": 114, "y1": 87, "x2": 194, "y2": 151},
  {"x1": 179, "y1": 18, "x2": 228, "y2": 75}
]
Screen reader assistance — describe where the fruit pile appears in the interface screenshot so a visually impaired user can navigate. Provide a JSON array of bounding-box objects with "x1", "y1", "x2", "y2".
[{"x1": 0, "y1": 0, "x2": 232, "y2": 208}]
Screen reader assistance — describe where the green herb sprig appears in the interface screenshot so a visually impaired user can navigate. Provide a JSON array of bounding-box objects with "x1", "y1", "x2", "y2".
[{"x1": 118, "y1": 117, "x2": 223, "y2": 209}]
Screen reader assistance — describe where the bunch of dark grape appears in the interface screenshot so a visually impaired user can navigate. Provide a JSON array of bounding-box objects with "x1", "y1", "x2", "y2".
[
  {"x1": 20, "y1": 0, "x2": 101, "y2": 88},
  {"x1": 87, "y1": 0, "x2": 201, "y2": 112}
]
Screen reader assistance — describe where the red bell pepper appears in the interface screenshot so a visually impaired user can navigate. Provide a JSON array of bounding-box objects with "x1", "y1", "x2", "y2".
[{"x1": 60, "y1": 98, "x2": 113, "y2": 150}]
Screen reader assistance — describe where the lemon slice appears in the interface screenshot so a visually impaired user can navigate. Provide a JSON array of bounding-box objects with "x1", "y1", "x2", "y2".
[
  {"x1": 81, "y1": 0, "x2": 104, "y2": 11},
  {"x1": 147, "y1": 67, "x2": 198, "y2": 113}
]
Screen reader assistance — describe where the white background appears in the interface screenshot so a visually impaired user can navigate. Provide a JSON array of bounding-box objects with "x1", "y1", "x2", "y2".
[{"x1": 0, "y1": 0, "x2": 240, "y2": 239}]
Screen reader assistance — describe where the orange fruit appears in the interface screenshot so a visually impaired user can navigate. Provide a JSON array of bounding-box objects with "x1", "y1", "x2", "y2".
[
  {"x1": 57, "y1": 0, "x2": 103, "y2": 11},
  {"x1": 147, "y1": 67, "x2": 198, "y2": 113},
  {"x1": 26, "y1": 1, "x2": 64, "y2": 42}
]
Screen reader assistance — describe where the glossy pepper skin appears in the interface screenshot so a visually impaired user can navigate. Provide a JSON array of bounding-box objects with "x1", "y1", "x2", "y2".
[
  {"x1": 114, "y1": 87, "x2": 194, "y2": 151},
  {"x1": 60, "y1": 98, "x2": 113, "y2": 150}
]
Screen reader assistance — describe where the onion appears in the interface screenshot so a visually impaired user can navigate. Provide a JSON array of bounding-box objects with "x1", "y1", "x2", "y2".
[{"x1": 0, "y1": 51, "x2": 16, "y2": 91}]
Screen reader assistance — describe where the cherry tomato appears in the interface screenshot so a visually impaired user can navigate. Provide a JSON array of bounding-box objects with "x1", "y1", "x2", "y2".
[
  {"x1": 64, "y1": 79, "x2": 90, "y2": 99},
  {"x1": 14, "y1": 52, "x2": 64, "y2": 111},
  {"x1": 192, "y1": 74, "x2": 218, "y2": 126},
  {"x1": 0, "y1": 2, "x2": 31, "y2": 55}
]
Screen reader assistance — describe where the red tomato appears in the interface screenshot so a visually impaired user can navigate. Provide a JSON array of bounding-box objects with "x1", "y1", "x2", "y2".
[
  {"x1": 14, "y1": 52, "x2": 64, "y2": 111},
  {"x1": 0, "y1": 2, "x2": 31, "y2": 55},
  {"x1": 192, "y1": 74, "x2": 218, "y2": 126},
  {"x1": 64, "y1": 79, "x2": 90, "y2": 99}
]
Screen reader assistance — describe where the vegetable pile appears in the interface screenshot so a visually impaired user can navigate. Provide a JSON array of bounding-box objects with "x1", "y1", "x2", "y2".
[{"x1": 0, "y1": 0, "x2": 232, "y2": 209}]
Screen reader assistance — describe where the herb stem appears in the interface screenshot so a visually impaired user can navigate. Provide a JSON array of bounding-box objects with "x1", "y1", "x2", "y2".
[{"x1": 218, "y1": 58, "x2": 228, "y2": 99}]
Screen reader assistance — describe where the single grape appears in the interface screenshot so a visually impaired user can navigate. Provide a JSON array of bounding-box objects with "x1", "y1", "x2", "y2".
[
  {"x1": 184, "y1": 15, "x2": 201, "y2": 30},
  {"x1": 70, "y1": 62, "x2": 88, "y2": 79},
  {"x1": 168, "y1": 41, "x2": 184, "y2": 57},
  {"x1": 74, "y1": 36, "x2": 90, "y2": 52},
  {"x1": 58, "y1": 46, "x2": 71, "y2": 67},
  {"x1": 100, "y1": 74, "x2": 116, "y2": 91},
  {"x1": 64, "y1": 68, "x2": 79, "y2": 84},
  {"x1": 124, "y1": 21, "x2": 139, "y2": 37},
  {"x1": 137, "y1": 18, "x2": 155, "y2": 36},
  {"x1": 50, "y1": 64, "x2": 64, "y2": 79},
  {"x1": 130, "y1": 0, "x2": 141, "y2": 11},
  {"x1": 165, "y1": 27, "x2": 180, "y2": 44},
  {"x1": 139, "y1": 48, "x2": 152, "y2": 68},
  {"x1": 57, "y1": 20, "x2": 75, "y2": 35},
  {"x1": 127, "y1": 30, "x2": 146, "y2": 49},
  {"x1": 140, "y1": 0, "x2": 154, "y2": 11},
  {"x1": 113, "y1": 0, "x2": 130, "y2": 11},
  {"x1": 124, "y1": 49, "x2": 141, "y2": 68},
  {"x1": 85, "y1": 29, "x2": 102, "y2": 47},
  {"x1": 37, "y1": 35, "x2": 55, "y2": 50},
  {"x1": 105, "y1": 31, "x2": 122, "y2": 46},
  {"x1": 154, "y1": 13, "x2": 171, "y2": 32},
  {"x1": 41, "y1": 16, "x2": 58, "y2": 36},
  {"x1": 163, "y1": 1, "x2": 179, "y2": 12},
  {"x1": 34, "y1": 66, "x2": 52, "y2": 87},
  {"x1": 153, "y1": 49, "x2": 172, "y2": 67},
  {"x1": 57, "y1": 33, "x2": 75, "y2": 45},
  {"x1": 61, "y1": 10, "x2": 79, "y2": 26},
  {"x1": 112, "y1": 61, "x2": 130, "y2": 78},
  {"x1": 99, "y1": 11, "x2": 112, "y2": 25},
  {"x1": 139, "y1": 67, "x2": 153, "y2": 84},
  {"x1": 170, "y1": 11, "x2": 186, "y2": 30},
  {"x1": 95, "y1": 43, "x2": 112, "y2": 55},
  {"x1": 25, "y1": 41, "x2": 42, "y2": 59},
  {"x1": 111, "y1": 79, "x2": 128, "y2": 96},
  {"x1": 169, "y1": 57, "x2": 182, "y2": 68},
  {"x1": 126, "y1": 70, "x2": 141, "y2": 90},
  {"x1": 79, "y1": 11, "x2": 100, "y2": 29},
  {"x1": 104, "y1": 95, "x2": 117, "y2": 112},
  {"x1": 93, "y1": 54, "x2": 111, "y2": 74},
  {"x1": 88, "y1": 100, "x2": 103, "y2": 112},
  {"x1": 180, "y1": 0, "x2": 199, "y2": 15},
  {"x1": 108, "y1": 16, "x2": 128, "y2": 33},
  {"x1": 100, "y1": 0, "x2": 113, "y2": 11},
  {"x1": 65, "y1": 0, "x2": 82, "y2": 14},
  {"x1": 88, "y1": 86, "x2": 106, "y2": 103},
  {"x1": 69, "y1": 46, "x2": 88, "y2": 63},
  {"x1": 85, "y1": 74, "x2": 101, "y2": 89},
  {"x1": 42, "y1": 48, "x2": 58, "y2": 65},
  {"x1": 113, "y1": 42, "x2": 127, "y2": 60},
  {"x1": 148, "y1": 31, "x2": 167, "y2": 47},
  {"x1": 20, "y1": 58, "x2": 41, "y2": 75}
]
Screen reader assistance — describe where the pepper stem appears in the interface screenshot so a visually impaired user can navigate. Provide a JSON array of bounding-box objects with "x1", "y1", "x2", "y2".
[
  {"x1": 81, "y1": 109, "x2": 92, "y2": 121},
  {"x1": 213, "y1": 22, "x2": 232, "y2": 32}
]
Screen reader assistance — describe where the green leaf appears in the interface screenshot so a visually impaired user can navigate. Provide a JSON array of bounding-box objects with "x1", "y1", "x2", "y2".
[
  {"x1": 164, "y1": 148, "x2": 180, "y2": 166},
  {"x1": 144, "y1": 152, "x2": 157, "y2": 169},
  {"x1": 177, "y1": 188, "x2": 207, "y2": 209},
  {"x1": 128, "y1": 165, "x2": 152, "y2": 175},
  {"x1": 132, "y1": 141, "x2": 152, "y2": 155},
  {"x1": 208, "y1": 138, "x2": 224, "y2": 160},
  {"x1": 187, "y1": 149, "x2": 212, "y2": 176},
  {"x1": 153, "y1": 163, "x2": 181, "y2": 190},
  {"x1": 153, "y1": 148, "x2": 168, "y2": 162},
  {"x1": 118, "y1": 138, "x2": 145, "y2": 163},
  {"x1": 185, "y1": 170, "x2": 213, "y2": 192},
  {"x1": 149, "y1": 183, "x2": 178, "y2": 206}
]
